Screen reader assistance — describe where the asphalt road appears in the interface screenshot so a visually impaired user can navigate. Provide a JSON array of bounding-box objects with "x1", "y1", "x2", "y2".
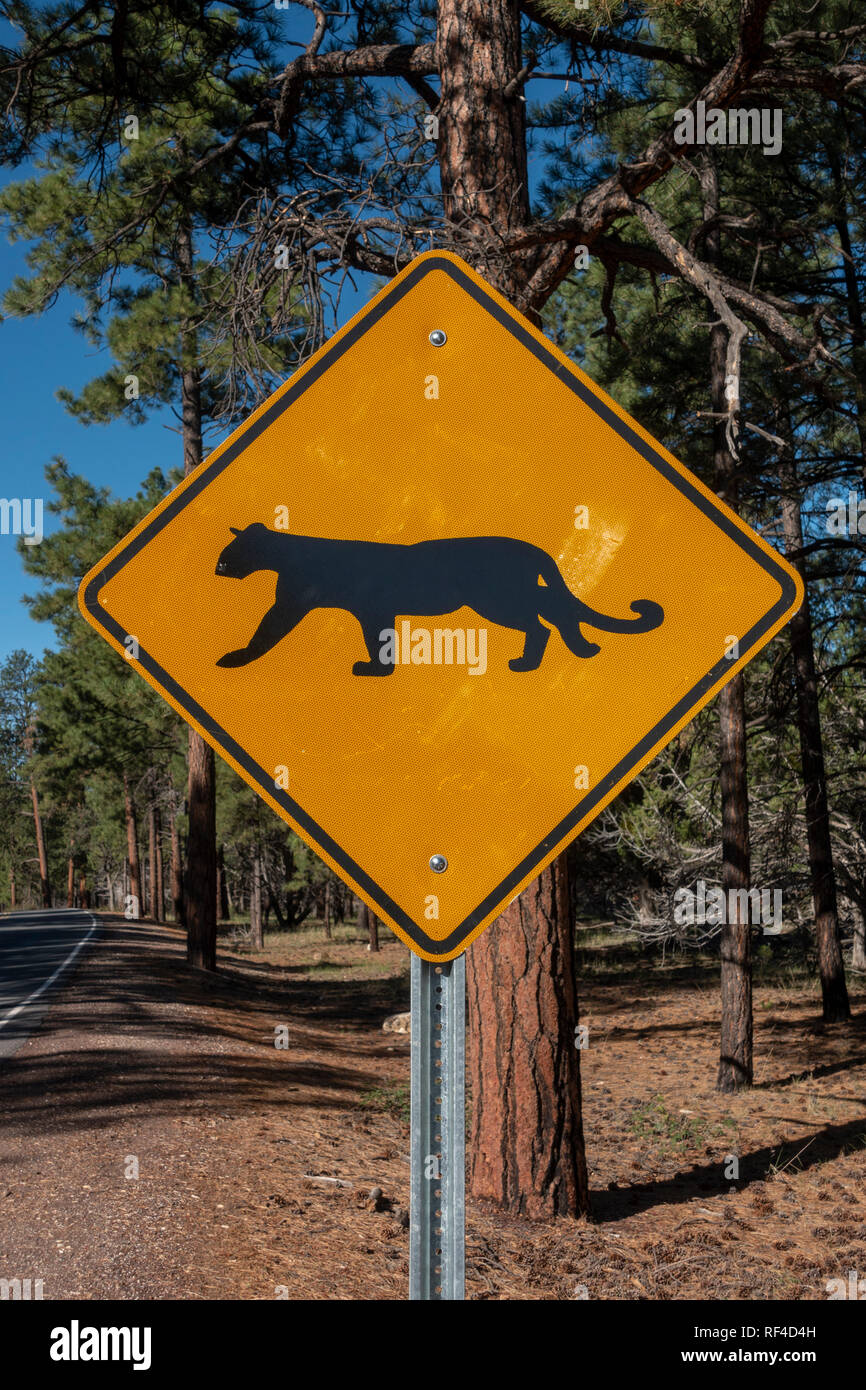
[{"x1": 0, "y1": 909, "x2": 97, "y2": 1059}]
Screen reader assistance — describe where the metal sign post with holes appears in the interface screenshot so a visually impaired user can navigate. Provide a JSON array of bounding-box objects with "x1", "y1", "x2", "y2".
[
  {"x1": 410, "y1": 954, "x2": 465, "y2": 1300},
  {"x1": 79, "y1": 250, "x2": 805, "y2": 1304}
]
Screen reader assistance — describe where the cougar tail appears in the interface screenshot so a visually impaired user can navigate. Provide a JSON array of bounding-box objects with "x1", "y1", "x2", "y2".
[
  {"x1": 536, "y1": 553, "x2": 664, "y2": 650},
  {"x1": 579, "y1": 597, "x2": 665, "y2": 634}
]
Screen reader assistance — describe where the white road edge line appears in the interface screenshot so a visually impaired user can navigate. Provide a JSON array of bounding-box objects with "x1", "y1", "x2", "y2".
[{"x1": 0, "y1": 914, "x2": 98, "y2": 1032}]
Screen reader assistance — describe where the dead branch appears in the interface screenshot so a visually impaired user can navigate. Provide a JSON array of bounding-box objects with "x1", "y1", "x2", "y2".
[{"x1": 630, "y1": 197, "x2": 749, "y2": 455}]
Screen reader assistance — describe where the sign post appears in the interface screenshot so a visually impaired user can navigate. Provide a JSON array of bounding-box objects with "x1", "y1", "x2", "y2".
[{"x1": 409, "y1": 953, "x2": 465, "y2": 1300}]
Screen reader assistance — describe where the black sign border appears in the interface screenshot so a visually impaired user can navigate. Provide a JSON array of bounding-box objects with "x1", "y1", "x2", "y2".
[{"x1": 81, "y1": 256, "x2": 798, "y2": 957}]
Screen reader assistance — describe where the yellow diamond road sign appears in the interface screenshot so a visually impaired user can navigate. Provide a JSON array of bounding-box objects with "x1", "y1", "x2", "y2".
[{"x1": 79, "y1": 251, "x2": 803, "y2": 962}]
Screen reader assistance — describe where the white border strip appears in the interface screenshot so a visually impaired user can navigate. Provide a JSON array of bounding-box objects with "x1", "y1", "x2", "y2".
[{"x1": 0, "y1": 914, "x2": 98, "y2": 1032}]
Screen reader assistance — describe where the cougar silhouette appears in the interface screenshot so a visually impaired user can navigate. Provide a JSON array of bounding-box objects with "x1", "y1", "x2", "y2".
[{"x1": 214, "y1": 523, "x2": 664, "y2": 676}]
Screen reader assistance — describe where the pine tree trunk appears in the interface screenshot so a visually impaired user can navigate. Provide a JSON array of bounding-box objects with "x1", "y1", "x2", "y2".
[
  {"x1": 250, "y1": 852, "x2": 263, "y2": 951},
  {"x1": 31, "y1": 776, "x2": 50, "y2": 908},
  {"x1": 186, "y1": 731, "x2": 216, "y2": 969},
  {"x1": 67, "y1": 854, "x2": 75, "y2": 909},
  {"x1": 703, "y1": 158, "x2": 753, "y2": 1091},
  {"x1": 323, "y1": 880, "x2": 332, "y2": 939},
  {"x1": 217, "y1": 845, "x2": 230, "y2": 920},
  {"x1": 147, "y1": 800, "x2": 157, "y2": 919},
  {"x1": 357, "y1": 900, "x2": 370, "y2": 940},
  {"x1": 779, "y1": 449, "x2": 850, "y2": 1022},
  {"x1": 828, "y1": 149, "x2": 866, "y2": 474},
  {"x1": 850, "y1": 899, "x2": 866, "y2": 972},
  {"x1": 154, "y1": 806, "x2": 164, "y2": 922},
  {"x1": 436, "y1": 0, "x2": 533, "y2": 306},
  {"x1": 369, "y1": 911, "x2": 380, "y2": 953},
  {"x1": 122, "y1": 774, "x2": 141, "y2": 917},
  {"x1": 467, "y1": 851, "x2": 589, "y2": 1217},
  {"x1": 436, "y1": 0, "x2": 589, "y2": 1217},
  {"x1": 178, "y1": 220, "x2": 217, "y2": 971},
  {"x1": 169, "y1": 798, "x2": 184, "y2": 926},
  {"x1": 717, "y1": 673, "x2": 753, "y2": 1089}
]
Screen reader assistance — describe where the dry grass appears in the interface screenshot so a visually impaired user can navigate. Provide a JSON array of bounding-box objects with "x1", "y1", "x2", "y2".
[{"x1": 0, "y1": 914, "x2": 863, "y2": 1300}]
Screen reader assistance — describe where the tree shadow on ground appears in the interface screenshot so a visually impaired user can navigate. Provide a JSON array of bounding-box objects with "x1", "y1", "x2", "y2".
[
  {"x1": 592, "y1": 1115, "x2": 866, "y2": 1223},
  {"x1": 0, "y1": 918, "x2": 409, "y2": 1135}
]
